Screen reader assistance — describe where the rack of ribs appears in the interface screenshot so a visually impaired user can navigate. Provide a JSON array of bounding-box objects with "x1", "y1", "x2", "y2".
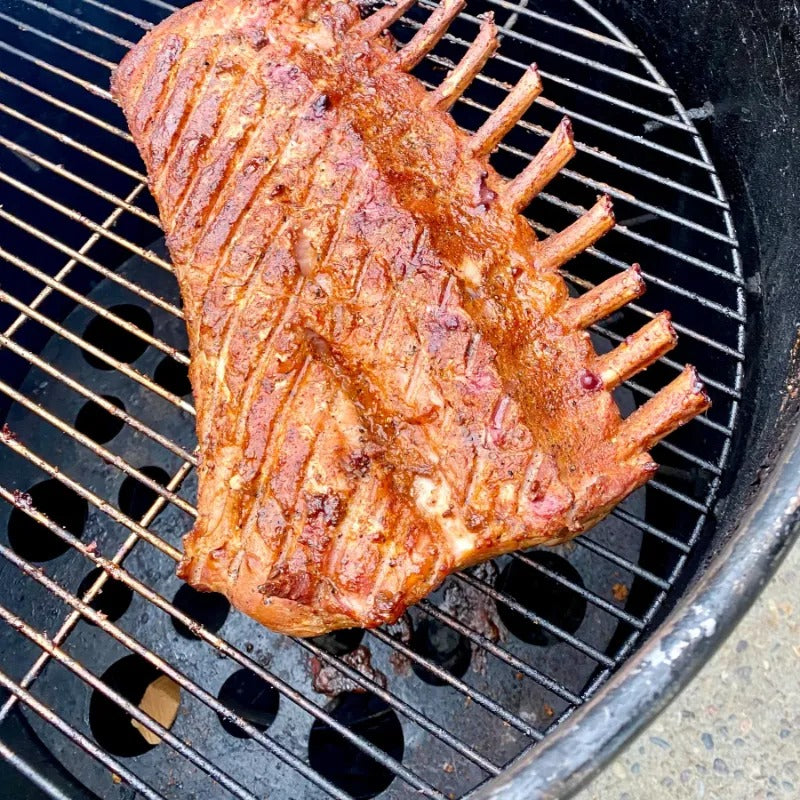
[{"x1": 111, "y1": 0, "x2": 710, "y2": 636}]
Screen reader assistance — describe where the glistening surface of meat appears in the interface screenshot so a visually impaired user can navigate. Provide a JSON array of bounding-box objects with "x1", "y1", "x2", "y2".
[{"x1": 111, "y1": 0, "x2": 710, "y2": 635}]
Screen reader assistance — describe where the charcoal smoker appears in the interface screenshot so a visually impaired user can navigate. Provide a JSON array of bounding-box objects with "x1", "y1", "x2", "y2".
[{"x1": 0, "y1": 1, "x2": 797, "y2": 798}]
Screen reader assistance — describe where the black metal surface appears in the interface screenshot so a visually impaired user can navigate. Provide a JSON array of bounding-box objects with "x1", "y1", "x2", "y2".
[{"x1": 0, "y1": 0, "x2": 796, "y2": 798}]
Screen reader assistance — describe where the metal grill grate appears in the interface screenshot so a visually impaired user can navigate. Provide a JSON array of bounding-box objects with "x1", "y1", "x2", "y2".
[{"x1": 0, "y1": 0, "x2": 745, "y2": 798}]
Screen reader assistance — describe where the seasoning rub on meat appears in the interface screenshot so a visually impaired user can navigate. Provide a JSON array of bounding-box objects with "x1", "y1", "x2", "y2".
[{"x1": 111, "y1": 0, "x2": 710, "y2": 635}]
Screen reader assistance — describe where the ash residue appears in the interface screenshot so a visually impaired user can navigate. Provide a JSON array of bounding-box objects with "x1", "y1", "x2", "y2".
[
  {"x1": 310, "y1": 645, "x2": 387, "y2": 696},
  {"x1": 385, "y1": 613, "x2": 413, "y2": 675},
  {"x1": 440, "y1": 562, "x2": 505, "y2": 674},
  {"x1": 385, "y1": 613, "x2": 413, "y2": 644},
  {"x1": 389, "y1": 650, "x2": 412, "y2": 676},
  {"x1": 12, "y1": 489, "x2": 32, "y2": 510}
]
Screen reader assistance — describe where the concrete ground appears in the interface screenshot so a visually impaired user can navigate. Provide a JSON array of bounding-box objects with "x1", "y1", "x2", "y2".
[{"x1": 575, "y1": 539, "x2": 800, "y2": 800}]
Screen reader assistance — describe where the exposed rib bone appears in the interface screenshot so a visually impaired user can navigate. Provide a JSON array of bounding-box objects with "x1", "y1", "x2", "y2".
[
  {"x1": 395, "y1": 0, "x2": 466, "y2": 72},
  {"x1": 536, "y1": 195, "x2": 615, "y2": 271},
  {"x1": 504, "y1": 118, "x2": 575, "y2": 212},
  {"x1": 358, "y1": 0, "x2": 419, "y2": 39},
  {"x1": 618, "y1": 366, "x2": 710, "y2": 457},
  {"x1": 558, "y1": 264, "x2": 645, "y2": 330},
  {"x1": 469, "y1": 64, "x2": 543, "y2": 157},
  {"x1": 595, "y1": 312, "x2": 677, "y2": 389},
  {"x1": 470, "y1": 64, "x2": 542, "y2": 156},
  {"x1": 424, "y1": 15, "x2": 498, "y2": 111}
]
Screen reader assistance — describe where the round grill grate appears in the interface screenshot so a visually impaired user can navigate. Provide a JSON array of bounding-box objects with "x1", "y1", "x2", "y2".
[{"x1": 0, "y1": 0, "x2": 745, "y2": 798}]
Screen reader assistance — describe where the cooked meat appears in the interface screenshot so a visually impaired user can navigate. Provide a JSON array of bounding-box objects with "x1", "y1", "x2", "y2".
[{"x1": 111, "y1": 0, "x2": 710, "y2": 636}]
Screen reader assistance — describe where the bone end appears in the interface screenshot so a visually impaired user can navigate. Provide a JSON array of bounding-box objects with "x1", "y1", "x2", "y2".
[
  {"x1": 558, "y1": 264, "x2": 646, "y2": 330},
  {"x1": 618, "y1": 365, "x2": 711, "y2": 458},
  {"x1": 469, "y1": 63, "x2": 543, "y2": 157},
  {"x1": 357, "y1": 0, "x2": 419, "y2": 39},
  {"x1": 424, "y1": 13, "x2": 498, "y2": 111},
  {"x1": 536, "y1": 194, "x2": 615, "y2": 271},
  {"x1": 505, "y1": 117, "x2": 576, "y2": 212},
  {"x1": 596, "y1": 311, "x2": 677, "y2": 390},
  {"x1": 395, "y1": 0, "x2": 466, "y2": 71}
]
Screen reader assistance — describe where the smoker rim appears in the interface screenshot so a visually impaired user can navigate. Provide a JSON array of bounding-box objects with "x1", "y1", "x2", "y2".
[{"x1": 472, "y1": 418, "x2": 800, "y2": 799}]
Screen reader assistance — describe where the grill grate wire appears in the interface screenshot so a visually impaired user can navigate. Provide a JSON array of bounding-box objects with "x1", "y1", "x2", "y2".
[{"x1": 0, "y1": 0, "x2": 745, "y2": 797}]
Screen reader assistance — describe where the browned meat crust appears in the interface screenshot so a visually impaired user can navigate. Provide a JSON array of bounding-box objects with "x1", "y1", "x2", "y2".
[{"x1": 111, "y1": 0, "x2": 709, "y2": 636}]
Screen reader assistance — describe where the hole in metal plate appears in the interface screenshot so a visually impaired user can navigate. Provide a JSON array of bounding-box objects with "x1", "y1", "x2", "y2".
[
  {"x1": 77, "y1": 567, "x2": 133, "y2": 624},
  {"x1": 89, "y1": 654, "x2": 180, "y2": 757},
  {"x1": 170, "y1": 583, "x2": 230, "y2": 640},
  {"x1": 7, "y1": 479, "x2": 88, "y2": 562},
  {"x1": 216, "y1": 668, "x2": 280, "y2": 739},
  {"x1": 81, "y1": 304, "x2": 153, "y2": 370},
  {"x1": 117, "y1": 465, "x2": 170, "y2": 520},
  {"x1": 495, "y1": 552, "x2": 588, "y2": 645},
  {"x1": 308, "y1": 691, "x2": 404, "y2": 800}
]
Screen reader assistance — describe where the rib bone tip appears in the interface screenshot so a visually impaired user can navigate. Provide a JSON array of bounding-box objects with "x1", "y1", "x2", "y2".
[
  {"x1": 557, "y1": 263, "x2": 648, "y2": 330},
  {"x1": 357, "y1": 0, "x2": 418, "y2": 39},
  {"x1": 686, "y1": 365, "x2": 711, "y2": 406},
  {"x1": 425, "y1": 10, "x2": 498, "y2": 110},
  {"x1": 505, "y1": 117, "x2": 578, "y2": 212},
  {"x1": 395, "y1": 0, "x2": 466, "y2": 70},
  {"x1": 619, "y1": 364, "x2": 712, "y2": 457},
  {"x1": 523, "y1": 63, "x2": 541, "y2": 83},
  {"x1": 468, "y1": 61, "x2": 543, "y2": 156},
  {"x1": 599, "y1": 193, "x2": 615, "y2": 219},
  {"x1": 536, "y1": 194, "x2": 616, "y2": 271},
  {"x1": 597, "y1": 311, "x2": 677, "y2": 390},
  {"x1": 629, "y1": 265, "x2": 646, "y2": 295},
  {"x1": 656, "y1": 309, "x2": 677, "y2": 344}
]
